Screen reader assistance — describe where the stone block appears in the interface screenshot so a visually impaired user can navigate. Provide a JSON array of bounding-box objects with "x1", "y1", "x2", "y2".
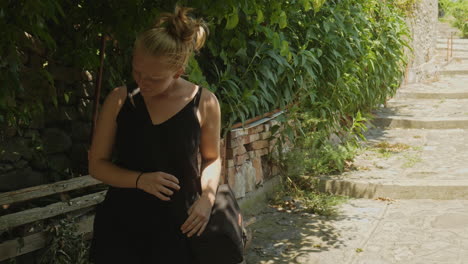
[
  {"x1": 248, "y1": 125, "x2": 265, "y2": 134},
  {"x1": 235, "y1": 153, "x2": 248, "y2": 165},
  {"x1": 260, "y1": 131, "x2": 272, "y2": 140},
  {"x1": 30, "y1": 153, "x2": 48, "y2": 170},
  {"x1": 71, "y1": 122, "x2": 91, "y2": 142},
  {"x1": 226, "y1": 159, "x2": 235, "y2": 168},
  {"x1": 0, "y1": 168, "x2": 46, "y2": 191},
  {"x1": 252, "y1": 157, "x2": 264, "y2": 185},
  {"x1": 226, "y1": 145, "x2": 247, "y2": 159},
  {"x1": 228, "y1": 137, "x2": 240, "y2": 148},
  {"x1": 42, "y1": 128, "x2": 72, "y2": 154},
  {"x1": 246, "y1": 134, "x2": 260, "y2": 144},
  {"x1": 48, "y1": 154, "x2": 72, "y2": 173},
  {"x1": 0, "y1": 137, "x2": 33, "y2": 162},
  {"x1": 230, "y1": 129, "x2": 248, "y2": 139},
  {"x1": 233, "y1": 161, "x2": 256, "y2": 198},
  {"x1": 245, "y1": 140, "x2": 269, "y2": 151},
  {"x1": 270, "y1": 120, "x2": 280, "y2": 126},
  {"x1": 46, "y1": 106, "x2": 79, "y2": 124},
  {"x1": 14, "y1": 159, "x2": 28, "y2": 169},
  {"x1": 0, "y1": 163, "x2": 14, "y2": 173},
  {"x1": 70, "y1": 143, "x2": 89, "y2": 172},
  {"x1": 255, "y1": 148, "x2": 269, "y2": 157},
  {"x1": 228, "y1": 133, "x2": 261, "y2": 148}
]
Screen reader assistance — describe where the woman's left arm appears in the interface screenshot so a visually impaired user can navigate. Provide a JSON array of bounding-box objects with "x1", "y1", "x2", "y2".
[
  {"x1": 181, "y1": 87, "x2": 222, "y2": 237},
  {"x1": 198, "y1": 87, "x2": 222, "y2": 205}
]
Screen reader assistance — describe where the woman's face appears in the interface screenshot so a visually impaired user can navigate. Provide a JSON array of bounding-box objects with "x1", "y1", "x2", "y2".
[{"x1": 131, "y1": 48, "x2": 181, "y2": 97}]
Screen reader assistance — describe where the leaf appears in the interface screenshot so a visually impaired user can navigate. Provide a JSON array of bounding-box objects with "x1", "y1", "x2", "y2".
[
  {"x1": 256, "y1": 9, "x2": 264, "y2": 24},
  {"x1": 312, "y1": 0, "x2": 326, "y2": 13},
  {"x1": 302, "y1": 0, "x2": 312, "y2": 11},
  {"x1": 235, "y1": 48, "x2": 248, "y2": 58},
  {"x1": 280, "y1": 40, "x2": 290, "y2": 57},
  {"x1": 226, "y1": 8, "x2": 239, "y2": 30},
  {"x1": 267, "y1": 50, "x2": 285, "y2": 66},
  {"x1": 273, "y1": 33, "x2": 281, "y2": 50},
  {"x1": 323, "y1": 21, "x2": 331, "y2": 33},
  {"x1": 279, "y1": 11, "x2": 287, "y2": 29}
]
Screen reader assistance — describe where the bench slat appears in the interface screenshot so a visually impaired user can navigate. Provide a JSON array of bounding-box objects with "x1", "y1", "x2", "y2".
[
  {"x1": 0, "y1": 175, "x2": 102, "y2": 206},
  {"x1": 0, "y1": 216, "x2": 94, "y2": 261},
  {"x1": 0, "y1": 191, "x2": 106, "y2": 231}
]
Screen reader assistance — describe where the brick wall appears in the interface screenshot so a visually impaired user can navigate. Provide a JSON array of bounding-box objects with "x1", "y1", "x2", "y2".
[{"x1": 222, "y1": 117, "x2": 283, "y2": 199}]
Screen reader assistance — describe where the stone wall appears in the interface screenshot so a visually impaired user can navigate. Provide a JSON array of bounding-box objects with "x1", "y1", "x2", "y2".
[
  {"x1": 405, "y1": 0, "x2": 439, "y2": 83},
  {"x1": 224, "y1": 117, "x2": 283, "y2": 199},
  {"x1": 0, "y1": 65, "x2": 94, "y2": 191}
]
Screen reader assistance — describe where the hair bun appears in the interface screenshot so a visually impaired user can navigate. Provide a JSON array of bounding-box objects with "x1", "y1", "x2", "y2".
[{"x1": 156, "y1": 5, "x2": 207, "y2": 51}]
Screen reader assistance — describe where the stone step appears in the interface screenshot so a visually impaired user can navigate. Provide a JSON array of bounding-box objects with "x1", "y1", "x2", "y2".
[
  {"x1": 437, "y1": 72, "x2": 468, "y2": 82},
  {"x1": 373, "y1": 99, "x2": 468, "y2": 129},
  {"x1": 437, "y1": 44, "x2": 468, "y2": 53},
  {"x1": 395, "y1": 77, "x2": 468, "y2": 99},
  {"x1": 443, "y1": 62, "x2": 468, "y2": 71},
  {"x1": 439, "y1": 70, "x2": 468, "y2": 76},
  {"x1": 437, "y1": 38, "x2": 468, "y2": 45},
  {"x1": 451, "y1": 56, "x2": 468, "y2": 63},
  {"x1": 439, "y1": 63, "x2": 468, "y2": 76},
  {"x1": 318, "y1": 128, "x2": 468, "y2": 199}
]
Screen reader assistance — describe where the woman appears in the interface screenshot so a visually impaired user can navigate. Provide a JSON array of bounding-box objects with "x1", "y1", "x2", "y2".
[{"x1": 88, "y1": 6, "x2": 222, "y2": 263}]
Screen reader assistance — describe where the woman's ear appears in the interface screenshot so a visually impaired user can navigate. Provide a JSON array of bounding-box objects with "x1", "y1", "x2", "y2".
[{"x1": 173, "y1": 67, "x2": 185, "y2": 79}]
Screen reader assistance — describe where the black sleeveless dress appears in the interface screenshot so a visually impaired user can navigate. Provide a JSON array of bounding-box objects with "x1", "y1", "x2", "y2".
[{"x1": 89, "y1": 82, "x2": 203, "y2": 264}]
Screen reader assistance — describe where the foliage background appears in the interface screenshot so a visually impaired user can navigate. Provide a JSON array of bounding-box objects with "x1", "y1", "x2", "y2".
[
  {"x1": 439, "y1": 0, "x2": 468, "y2": 37},
  {"x1": 1, "y1": 0, "x2": 409, "y2": 135}
]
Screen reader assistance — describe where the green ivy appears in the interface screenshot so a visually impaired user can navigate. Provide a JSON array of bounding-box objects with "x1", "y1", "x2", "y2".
[{"x1": 1, "y1": 0, "x2": 409, "y2": 135}]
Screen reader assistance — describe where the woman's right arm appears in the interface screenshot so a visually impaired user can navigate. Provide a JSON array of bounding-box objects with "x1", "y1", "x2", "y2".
[{"x1": 88, "y1": 86, "x2": 141, "y2": 188}]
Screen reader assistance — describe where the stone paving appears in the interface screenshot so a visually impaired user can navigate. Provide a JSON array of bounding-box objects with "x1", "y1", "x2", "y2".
[
  {"x1": 244, "y1": 25, "x2": 468, "y2": 264},
  {"x1": 245, "y1": 199, "x2": 468, "y2": 264}
]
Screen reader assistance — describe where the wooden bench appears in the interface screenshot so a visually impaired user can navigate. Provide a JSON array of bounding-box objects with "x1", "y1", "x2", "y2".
[{"x1": 0, "y1": 175, "x2": 103, "y2": 261}]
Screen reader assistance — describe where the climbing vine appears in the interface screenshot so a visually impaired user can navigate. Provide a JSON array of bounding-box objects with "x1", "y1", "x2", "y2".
[{"x1": 1, "y1": 0, "x2": 409, "y2": 134}]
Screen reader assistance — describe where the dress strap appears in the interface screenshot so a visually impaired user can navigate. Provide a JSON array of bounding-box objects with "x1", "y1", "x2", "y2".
[
  {"x1": 126, "y1": 82, "x2": 140, "y2": 108},
  {"x1": 127, "y1": 81, "x2": 139, "y2": 94}
]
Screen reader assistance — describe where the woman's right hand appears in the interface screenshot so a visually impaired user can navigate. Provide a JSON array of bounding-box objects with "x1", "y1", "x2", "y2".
[{"x1": 137, "y1": 172, "x2": 181, "y2": 201}]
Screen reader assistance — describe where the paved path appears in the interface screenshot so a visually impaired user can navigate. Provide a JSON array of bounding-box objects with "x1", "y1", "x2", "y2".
[{"x1": 244, "y1": 24, "x2": 468, "y2": 263}]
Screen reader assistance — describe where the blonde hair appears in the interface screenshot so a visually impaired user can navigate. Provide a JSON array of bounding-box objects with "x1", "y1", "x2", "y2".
[{"x1": 134, "y1": 5, "x2": 208, "y2": 70}]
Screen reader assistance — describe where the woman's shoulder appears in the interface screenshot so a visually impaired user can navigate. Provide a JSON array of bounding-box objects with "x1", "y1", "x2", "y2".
[
  {"x1": 101, "y1": 86, "x2": 129, "y2": 120},
  {"x1": 104, "y1": 86, "x2": 128, "y2": 107},
  {"x1": 197, "y1": 86, "x2": 220, "y2": 127},
  {"x1": 198, "y1": 86, "x2": 218, "y2": 106}
]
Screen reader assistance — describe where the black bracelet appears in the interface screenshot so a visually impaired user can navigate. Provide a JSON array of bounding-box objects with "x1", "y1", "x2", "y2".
[{"x1": 135, "y1": 172, "x2": 144, "y2": 189}]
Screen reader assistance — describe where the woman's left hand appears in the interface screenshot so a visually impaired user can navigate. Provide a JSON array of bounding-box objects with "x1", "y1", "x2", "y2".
[{"x1": 181, "y1": 194, "x2": 214, "y2": 237}]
